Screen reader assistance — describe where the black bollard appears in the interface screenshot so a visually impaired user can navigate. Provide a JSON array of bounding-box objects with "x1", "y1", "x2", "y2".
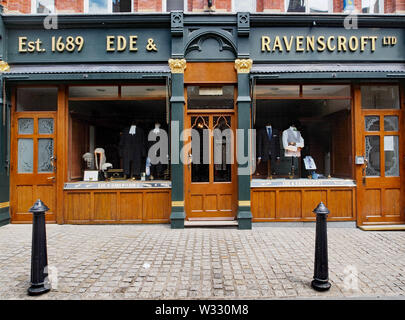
[
  {"x1": 28, "y1": 199, "x2": 50, "y2": 296},
  {"x1": 311, "y1": 202, "x2": 331, "y2": 291}
]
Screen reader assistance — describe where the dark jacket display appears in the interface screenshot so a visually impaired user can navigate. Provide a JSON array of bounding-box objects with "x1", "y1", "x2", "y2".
[
  {"x1": 147, "y1": 128, "x2": 169, "y2": 178},
  {"x1": 257, "y1": 127, "x2": 281, "y2": 161},
  {"x1": 119, "y1": 126, "x2": 146, "y2": 177}
]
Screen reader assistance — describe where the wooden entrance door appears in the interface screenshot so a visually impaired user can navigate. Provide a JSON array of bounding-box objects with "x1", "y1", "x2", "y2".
[
  {"x1": 10, "y1": 113, "x2": 57, "y2": 223},
  {"x1": 185, "y1": 113, "x2": 237, "y2": 219},
  {"x1": 355, "y1": 85, "x2": 405, "y2": 225}
]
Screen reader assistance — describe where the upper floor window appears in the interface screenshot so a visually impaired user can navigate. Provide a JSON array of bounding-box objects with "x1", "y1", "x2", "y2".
[
  {"x1": 362, "y1": 0, "x2": 384, "y2": 13},
  {"x1": 285, "y1": 0, "x2": 332, "y2": 13},
  {"x1": 85, "y1": 0, "x2": 132, "y2": 13},
  {"x1": 31, "y1": 0, "x2": 55, "y2": 14},
  {"x1": 232, "y1": 0, "x2": 256, "y2": 12},
  {"x1": 164, "y1": 0, "x2": 185, "y2": 12}
]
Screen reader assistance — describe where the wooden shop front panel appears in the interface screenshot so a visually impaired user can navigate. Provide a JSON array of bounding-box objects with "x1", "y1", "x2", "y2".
[
  {"x1": 64, "y1": 188, "x2": 171, "y2": 224},
  {"x1": 251, "y1": 186, "x2": 356, "y2": 222}
]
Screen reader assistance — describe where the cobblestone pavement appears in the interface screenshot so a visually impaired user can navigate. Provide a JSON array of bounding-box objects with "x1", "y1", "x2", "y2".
[{"x1": 0, "y1": 224, "x2": 404, "y2": 300}]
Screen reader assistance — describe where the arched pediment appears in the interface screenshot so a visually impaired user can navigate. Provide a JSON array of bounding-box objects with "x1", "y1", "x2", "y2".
[{"x1": 184, "y1": 30, "x2": 237, "y2": 61}]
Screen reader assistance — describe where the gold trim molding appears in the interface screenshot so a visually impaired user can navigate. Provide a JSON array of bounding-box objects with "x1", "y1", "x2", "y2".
[
  {"x1": 234, "y1": 59, "x2": 253, "y2": 74},
  {"x1": 0, "y1": 202, "x2": 10, "y2": 209},
  {"x1": 172, "y1": 201, "x2": 184, "y2": 207},
  {"x1": 0, "y1": 61, "x2": 10, "y2": 73},
  {"x1": 168, "y1": 59, "x2": 187, "y2": 74},
  {"x1": 238, "y1": 200, "x2": 251, "y2": 207}
]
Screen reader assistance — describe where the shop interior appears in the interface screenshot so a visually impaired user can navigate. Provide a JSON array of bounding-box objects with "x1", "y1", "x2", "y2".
[
  {"x1": 253, "y1": 84, "x2": 353, "y2": 180},
  {"x1": 67, "y1": 85, "x2": 170, "y2": 182}
]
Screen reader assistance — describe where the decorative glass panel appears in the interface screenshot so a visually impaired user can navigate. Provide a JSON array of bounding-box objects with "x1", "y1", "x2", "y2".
[
  {"x1": 38, "y1": 118, "x2": 54, "y2": 134},
  {"x1": 69, "y1": 86, "x2": 118, "y2": 98},
  {"x1": 16, "y1": 87, "x2": 58, "y2": 111},
  {"x1": 302, "y1": 85, "x2": 350, "y2": 97},
  {"x1": 187, "y1": 86, "x2": 234, "y2": 109},
  {"x1": 365, "y1": 116, "x2": 380, "y2": 132},
  {"x1": 384, "y1": 136, "x2": 399, "y2": 177},
  {"x1": 384, "y1": 116, "x2": 399, "y2": 132},
  {"x1": 361, "y1": 86, "x2": 400, "y2": 109},
  {"x1": 18, "y1": 118, "x2": 34, "y2": 135},
  {"x1": 365, "y1": 136, "x2": 380, "y2": 176},
  {"x1": 38, "y1": 139, "x2": 54, "y2": 173},
  {"x1": 255, "y1": 85, "x2": 300, "y2": 98},
  {"x1": 191, "y1": 116, "x2": 209, "y2": 183},
  {"x1": 18, "y1": 139, "x2": 33, "y2": 173},
  {"x1": 213, "y1": 116, "x2": 232, "y2": 182}
]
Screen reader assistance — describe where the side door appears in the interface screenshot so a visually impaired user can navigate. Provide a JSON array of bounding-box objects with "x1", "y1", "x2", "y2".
[{"x1": 356, "y1": 84, "x2": 404, "y2": 225}]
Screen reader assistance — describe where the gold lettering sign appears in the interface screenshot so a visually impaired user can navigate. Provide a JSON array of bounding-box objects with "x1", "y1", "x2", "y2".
[{"x1": 260, "y1": 35, "x2": 392, "y2": 53}]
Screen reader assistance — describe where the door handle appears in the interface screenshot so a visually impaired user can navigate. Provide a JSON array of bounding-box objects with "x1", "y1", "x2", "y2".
[{"x1": 47, "y1": 176, "x2": 55, "y2": 181}]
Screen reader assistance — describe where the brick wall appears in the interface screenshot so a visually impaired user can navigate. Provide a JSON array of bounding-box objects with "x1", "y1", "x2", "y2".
[{"x1": 1, "y1": 0, "x2": 404, "y2": 14}]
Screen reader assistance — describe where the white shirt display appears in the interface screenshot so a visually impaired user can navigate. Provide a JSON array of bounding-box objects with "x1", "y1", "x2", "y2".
[{"x1": 282, "y1": 126, "x2": 304, "y2": 157}]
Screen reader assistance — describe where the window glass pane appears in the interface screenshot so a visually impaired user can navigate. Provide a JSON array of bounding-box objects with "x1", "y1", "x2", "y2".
[
  {"x1": 213, "y1": 116, "x2": 232, "y2": 182},
  {"x1": 233, "y1": 0, "x2": 255, "y2": 12},
  {"x1": 365, "y1": 135, "x2": 380, "y2": 176},
  {"x1": 362, "y1": 0, "x2": 380, "y2": 13},
  {"x1": 166, "y1": 0, "x2": 184, "y2": 11},
  {"x1": 113, "y1": 0, "x2": 131, "y2": 12},
  {"x1": 302, "y1": 85, "x2": 350, "y2": 97},
  {"x1": 17, "y1": 88, "x2": 58, "y2": 111},
  {"x1": 36, "y1": 0, "x2": 54, "y2": 13},
  {"x1": 69, "y1": 86, "x2": 118, "y2": 98},
  {"x1": 384, "y1": 116, "x2": 398, "y2": 131},
  {"x1": 121, "y1": 86, "x2": 167, "y2": 98},
  {"x1": 361, "y1": 86, "x2": 400, "y2": 109},
  {"x1": 18, "y1": 118, "x2": 34, "y2": 135},
  {"x1": 384, "y1": 136, "x2": 399, "y2": 177},
  {"x1": 38, "y1": 118, "x2": 54, "y2": 135},
  {"x1": 38, "y1": 139, "x2": 54, "y2": 173},
  {"x1": 365, "y1": 116, "x2": 380, "y2": 132},
  {"x1": 309, "y1": 0, "x2": 329, "y2": 12},
  {"x1": 89, "y1": 0, "x2": 109, "y2": 13},
  {"x1": 187, "y1": 86, "x2": 234, "y2": 109},
  {"x1": 191, "y1": 116, "x2": 209, "y2": 182},
  {"x1": 18, "y1": 139, "x2": 33, "y2": 173},
  {"x1": 287, "y1": 0, "x2": 306, "y2": 12},
  {"x1": 255, "y1": 85, "x2": 300, "y2": 98}
]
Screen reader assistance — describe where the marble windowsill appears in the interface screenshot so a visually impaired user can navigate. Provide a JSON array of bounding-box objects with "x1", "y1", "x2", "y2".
[{"x1": 251, "y1": 178, "x2": 356, "y2": 188}]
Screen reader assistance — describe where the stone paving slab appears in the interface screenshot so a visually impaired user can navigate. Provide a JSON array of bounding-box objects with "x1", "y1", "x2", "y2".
[{"x1": 0, "y1": 224, "x2": 404, "y2": 300}]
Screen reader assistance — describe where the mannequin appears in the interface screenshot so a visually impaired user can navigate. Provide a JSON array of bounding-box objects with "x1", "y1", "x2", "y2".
[
  {"x1": 119, "y1": 122, "x2": 145, "y2": 179},
  {"x1": 257, "y1": 122, "x2": 281, "y2": 178},
  {"x1": 147, "y1": 122, "x2": 167, "y2": 180},
  {"x1": 282, "y1": 124, "x2": 304, "y2": 178}
]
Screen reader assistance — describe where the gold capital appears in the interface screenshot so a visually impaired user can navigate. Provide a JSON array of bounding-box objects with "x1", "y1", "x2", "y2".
[
  {"x1": 168, "y1": 58, "x2": 187, "y2": 74},
  {"x1": 0, "y1": 61, "x2": 10, "y2": 73},
  {"x1": 234, "y1": 59, "x2": 253, "y2": 74}
]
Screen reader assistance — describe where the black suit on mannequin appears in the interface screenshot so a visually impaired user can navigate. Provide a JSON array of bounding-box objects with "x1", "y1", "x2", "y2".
[
  {"x1": 257, "y1": 127, "x2": 281, "y2": 161},
  {"x1": 119, "y1": 126, "x2": 146, "y2": 178}
]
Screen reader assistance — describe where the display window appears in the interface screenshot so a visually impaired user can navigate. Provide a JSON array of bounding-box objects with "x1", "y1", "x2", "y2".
[
  {"x1": 252, "y1": 83, "x2": 353, "y2": 181},
  {"x1": 67, "y1": 83, "x2": 170, "y2": 183}
]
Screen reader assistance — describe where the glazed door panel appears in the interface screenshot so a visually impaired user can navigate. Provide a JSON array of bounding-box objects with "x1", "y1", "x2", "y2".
[
  {"x1": 355, "y1": 85, "x2": 404, "y2": 225},
  {"x1": 185, "y1": 113, "x2": 237, "y2": 219},
  {"x1": 11, "y1": 113, "x2": 57, "y2": 222}
]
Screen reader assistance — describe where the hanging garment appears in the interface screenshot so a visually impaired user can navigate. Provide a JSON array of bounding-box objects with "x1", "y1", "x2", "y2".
[
  {"x1": 94, "y1": 148, "x2": 106, "y2": 170},
  {"x1": 119, "y1": 126, "x2": 146, "y2": 177},
  {"x1": 147, "y1": 127, "x2": 168, "y2": 178},
  {"x1": 257, "y1": 126, "x2": 281, "y2": 161},
  {"x1": 282, "y1": 126, "x2": 304, "y2": 157}
]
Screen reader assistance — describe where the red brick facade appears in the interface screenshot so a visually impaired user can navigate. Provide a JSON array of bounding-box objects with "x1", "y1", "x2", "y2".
[{"x1": 1, "y1": 0, "x2": 404, "y2": 14}]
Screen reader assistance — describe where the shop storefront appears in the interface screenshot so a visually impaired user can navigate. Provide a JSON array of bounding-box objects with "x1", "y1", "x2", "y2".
[{"x1": 0, "y1": 11, "x2": 404, "y2": 228}]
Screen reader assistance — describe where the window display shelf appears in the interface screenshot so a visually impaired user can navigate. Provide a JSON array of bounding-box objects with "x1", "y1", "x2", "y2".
[
  {"x1": 251, "y1": 178, "x2": 356, "y2": 188},
  {"x1": 64, "y1": 181, "x2": 171, "y2": 190}
]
